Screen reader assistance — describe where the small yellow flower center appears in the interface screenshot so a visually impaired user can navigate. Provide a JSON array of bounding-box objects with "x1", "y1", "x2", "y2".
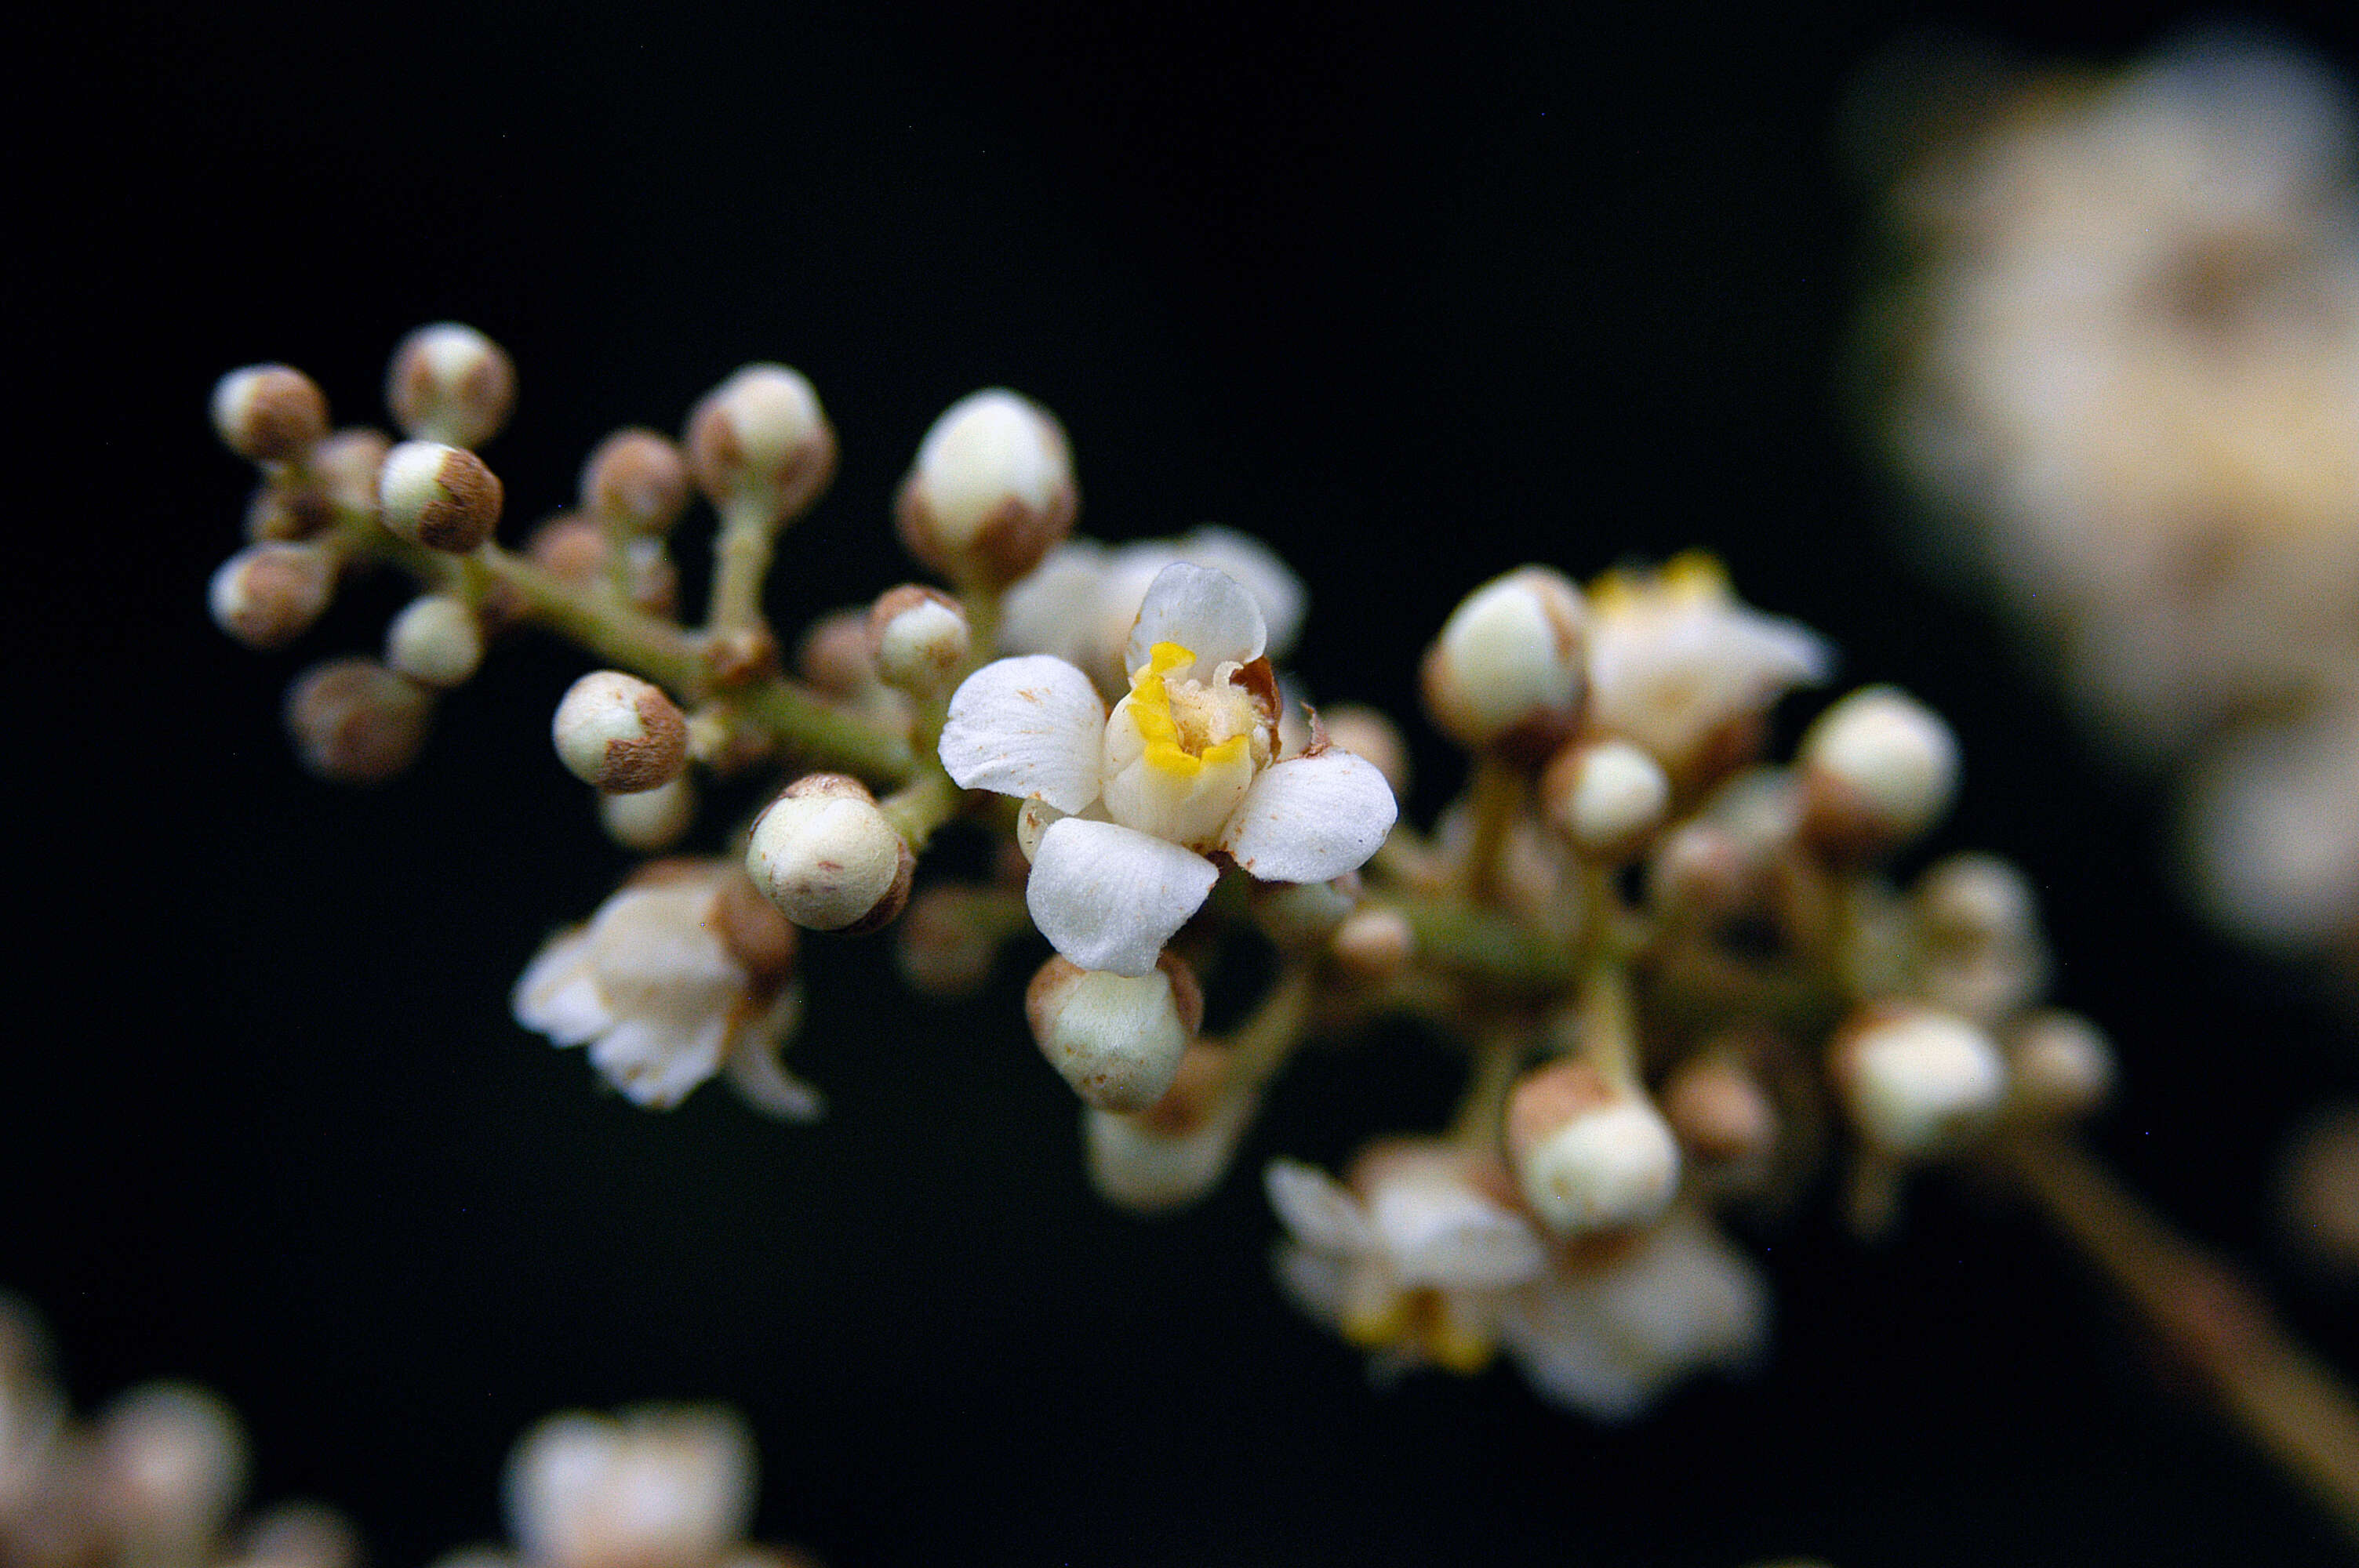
[
  {"x1": 1341, "y1": 1287, "x2": 1496, "y2": 1375},
  {"x1": 1129, "y1": 641, "x2": 1252, "y2": 779}
]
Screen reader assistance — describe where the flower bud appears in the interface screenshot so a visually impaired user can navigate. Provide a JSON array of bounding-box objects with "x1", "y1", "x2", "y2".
[
  {"x1": 1318, "y1": 703, "x2": 1410, "y2": 802},
  {"x1": 209, "y1": 543, "x2": 333, "y2": 650},
  {"x1": 1252, "y1": 873, "x2": 1360, "y2": 953},
  {"x1": 1799, "y1": 685, "x2": 1959, "y2": 859},
  {"x1": 1027, "y1": 952, "x2": 1202, "y2": 1112},
  {"x1": 867, "y1": 584, "x2": 971, "y2": 698},
  {"x1": 95, "y1": 1383, "x2": 246, "y2": 1559},
  {"x1": 379, "y1": 440, "x2": 503, "y2": 553},
  {"x1": 1083, "y1": 1042, "x2": 1251, "y2": 1213},
  {"x1": 236, "y1": 1504, "x2": 363, "y2": 1568},
  {"x1": 385, "y1": 594, "x2": 485, "y2": 688},
  {"x1": 747, "y1": 775, "x2": 913, "y2": 933},
  {"x1": 552, "y1": 671, "x2": 689, "y2": 793},
  {"x1": 386, "y1": 322, "x2": 516, "y2": 448},
  {"x1": 1914, "y1": 852, "x2": 2046, "y2": 1023},
  {"x1": 212, "y1": 365, "x2": 328, "y2": 462},
  {"x1": 894, "y1": 389, "x2": 1077, "y2": 588},
  {"x1": 1420, "y1": 566, "x2": 1587, "y2": 758},
  {"x1": 309, "y1": 427, "x2": 394, "y2": 510},
  {"x1": 1541, "y1": 738, "x2": 1670, "y2": 860},
  {"x1": 2006, "y1": 1010, "x2": 2114, "y2": 1122},
  {"x1": 580, "y1": 428, "x2": 691, "y2": 535},
  {"x1": 1662, "y1": 1054, "x2": 1779, "y2": 1167},
  {"x1": 285, "y1": 659, "x2": 434, "y2": 782},
  {"x1": 1329, "y1": 905, "x2": 1415, "y2": 982},
  {"x1": 504, "y1": 1406, "x2": 754, "y2": 1568},
  {"x1": 601, "y1": 775, "x2": 696, "y2": 853},
  {"x1": 685, "y1": 364, "x2": 836, "y2": 522},
  {"x1": 1832, "y1": 1004, "x2": 2006, "y2": 1157},
  {"x1": 1506, "y1": 1058, "x2": 1681, "y2": 1235},
  {"x1": 528, "y1": 514, "x2": 610, "y2": 583}
]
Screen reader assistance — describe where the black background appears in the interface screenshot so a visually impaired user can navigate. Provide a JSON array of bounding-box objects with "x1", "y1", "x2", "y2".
[{"x1": 14, "y1": 2, "x2": 2359, "y2": 1564}]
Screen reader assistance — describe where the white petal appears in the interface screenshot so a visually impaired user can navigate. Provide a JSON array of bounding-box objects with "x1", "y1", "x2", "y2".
[
  {"x1": 938, "y1": 655, "x2": 1107, "y2": 812},
  {"x1": 1125, "y1": 562, "x2": 1267, "y2": 678},
  {"x1": 1370, "y1": 1180, "x2": 1548, "y2": 1290},
  {"x1": 1264, "y1": 1160, "x2": 1378, "y2": 1257},
  {"x1": 1169, "y1": 526, "x2": 1306, "y2": 661},
  {"x1": 997, "y1": 539, "x2": 1109, "y2": 665},
  {"x1": 1027, "y1": 818, "x2": 1218, "y2": 977},
  {"x1": 723, "y1": 984, "x2": 822, "y2": 1122},
  {"x1": 1218, "y1": 750, "x2": 1397, "y2": 883},
  {"x1": 588, "y1": 1015, "x2": 729, "y2": 1109},
  {"x1": 513, "y1": 929, "x2": 610, "y2": 1046}
]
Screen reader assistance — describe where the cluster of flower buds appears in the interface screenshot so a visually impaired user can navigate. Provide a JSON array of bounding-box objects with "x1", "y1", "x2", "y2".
[
  {"x1": 207, "y1": 332, "x2": 2113, "y2": 1426},
  {"x1": 0, "y1": 1294, "x2": 360, "y2": 1568}
]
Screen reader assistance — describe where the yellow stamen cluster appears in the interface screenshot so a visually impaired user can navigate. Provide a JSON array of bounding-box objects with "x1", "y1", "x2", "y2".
[{"x1": 1130, "y1": 641, "x2": 1252, "y2": 779}]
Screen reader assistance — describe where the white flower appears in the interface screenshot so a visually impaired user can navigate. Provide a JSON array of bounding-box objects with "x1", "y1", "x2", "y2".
[
  {"x1": 1266, "y1": 1142, "x2": 1549, "y2": 1377},
  {"x1": 1585, "y1": 554, "x2": 1831, "y2": 781},
  {"x1": 505, "y1": 1406, "x2": 755, "y2": 1568},
  {"x1": 512, "y1": 862, "x2": 817, "y2": 1118},
  {"x1": 940, "y1": 563, "x2": 1396, "y2": 976},
  {"x1": 998, "y1": 527, "x2": 1307, "y2": 697},
  {"x1": 1496, "y1": 1209, "x2": 1768, "y2": 1421}
]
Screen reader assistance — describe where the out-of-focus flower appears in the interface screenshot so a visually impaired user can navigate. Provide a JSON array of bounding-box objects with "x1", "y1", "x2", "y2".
[
  {"x1": 1266, "y1": 1142, "x2": 1548, "y2": 1377},
  {"x1": 504, "y1": 1406, "x2": 757, "y2": 1568},
  {"x1": 941, "y1": 564, "x2": 1394, "y2": 976},
  {"x1": 512, "y1": 861, "x2": 815, "y2": 1116}
]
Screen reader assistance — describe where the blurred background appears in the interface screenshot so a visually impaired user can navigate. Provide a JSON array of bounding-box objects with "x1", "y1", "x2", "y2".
[{"x1": 13, "y1": 2, "x2": 2359, "y2": 1563}]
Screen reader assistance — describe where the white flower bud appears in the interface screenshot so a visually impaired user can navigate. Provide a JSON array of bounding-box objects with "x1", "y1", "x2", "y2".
[
  {"x1": 1541, "y1": 738, "x2": 1670, "y2": 859},
  {"x1": 1507, "y1": 1059, "x2": 1681, "y2": 1235},
  {"x1": 2007, "y1": 1010, "x2": 2114, "y2": 1122},
  {"x1": 1329, "y1": 905, "x2": 1415, "y2": 982},
  {"x1": 209, "y1": 542, "x2": 333, "y2": 650},
  {"x1": 1800, "y1": 685, "x2": 1959, "y2": 858},
  {"x1": 1026, "y1": 953, "x2": 1201, "y2": 1112},
  {"x1": 685, "y1": 364, "x2": 836, "y2": 522},
  {"x1": 385, "y1": 594, "x2": 485, "y2": 688},
  {"x1": 867, "y1": 584, "x2": 971, "y2": 698},
  {"x1": 747, "y1": 775, "x2": 913, "y2": 933},
  {"x1": 1420, "y1": 566, "x2": 1587, "y2": 757},
  {"x1": 504, "y1": 1406, "x2": 754, "y2": 1568},
  {"x1": 1251, "y1": 873, "x2": 1359, "y2": 952},
  {"x1": 600, "y1": 775, "x2": 696, "y2": 852},
  {"x1": 379, "y1": 440, "x2": 504, "y2": 553},
  {"x1": 95, "y1": 1383, "x2": 246, "y2": 1559},
  {"x1": 553, "y1": 671, "x2": 689, "y2": 793},
  {"x1": 212, "y1": 365, "x2": 328, "y2": 462},
  {"x1": 1834, "y1": 1005, "x2": 2006, "y2": 1157},
  {"x1": 309, "y1": 427, "x2": 393, "y2": 510},
  {"x1": 285, "y1": 659, "x2": 434, "y2": 782},
  {"x1": 386, "y1": 322, "x2": 516, "y2": 448},
  {"x1": 580, "y1": 428, "x2": 691, "y2": 534},
  {"x1": 894, "y1": 389, "x2": 1077, "y2": 588},
  {"x1": 1082, "y1": 1043, "x2": 1251, "y2": 1213}
]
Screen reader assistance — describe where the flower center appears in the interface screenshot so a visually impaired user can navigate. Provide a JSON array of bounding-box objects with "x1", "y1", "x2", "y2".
[{"x1": 1129, "y1": 641, "x2": 1256, "y2": 778}]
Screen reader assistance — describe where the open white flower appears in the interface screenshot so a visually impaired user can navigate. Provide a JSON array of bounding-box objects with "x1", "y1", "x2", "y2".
[
  {"x1": 512, "y1": 861, "x2": 817, "y2": 1118},
  {"x1": 1266, "y1": 1142, "x2": 1549, "y2": 1377},
  {"x1": 941, "y1": 563, "x2": 1396, "y2": 976}
]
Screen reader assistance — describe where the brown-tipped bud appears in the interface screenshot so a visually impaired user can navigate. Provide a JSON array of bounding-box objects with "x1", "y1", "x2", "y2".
[
  {"x1": 1318, "y1": 703, "x2": 1411, "y2": 802},
  {"x1": 385, "y1": 593, "x2": 485, "y2": 688},
  {"x1": 796, "y1": 608, "x2": 885, "y2": 699},
  {"x1": 284, "y1": 659, "x2": 434, "y2": 783},
  {"x1": 379, "y1": 441, "x2": 503, "y2": 553},
  {"x1": 2005, "y1": 1010, "x2": 2114, "y2": 1122},
  {"x1": 894, "y1": 389, "x2": 1077, "y2": 589},
  {"x1": 1027, "y1": 951, "x2": 1202, "y2": 1112},
  {"x1": 308, "y1": 428, "x2": 394, "y2": 511},
  {"x1": 867, "y1": 584, "x2": 971, "y2": 698},
  {"x1": 1420, "y1": 566, "x2": 1587, "y2": 760},
  {"x1": 212, "y1": 365, "x2": 329, "y2": 463},
  {"x1": 1541, "y1": 737, "x2": 1670, "y2": 860},
  {"x1": 746, "y1": 774, "x2": 914, "y2": 934},
  {"x1": 1329, "y1": 904, "x2": 1415, "y2": 982},
  {"x1": 209, "y1": 543, "x2": 333, "y2": 650},
  {"x1": 581, "y1": 427, "x2": 691, "y2": 535},
  {"x1": 686, "y1": 363, "x2": 837, "y2": 523},
  {"x1": 1084, "y1": 1041, "x2": 1252, "y2": 1213},
  {"x1": 1505, "y1": 1058, "x2": 1681, "y2": 1235},
  {"x1": 527, "y1": 513, "x2": 610, "y2": 583},
  {"x1": 1662, "y1": 1055, "x2": 1779, "y2": 1166},
  {"x1": 1831, "y1": 1004, "x2": 2006, "y2": 1158},
  {"x1": 599, "y1": 774, "x2": 696, "y2": 853},
  {"x1": 714, "y1": 865, "x2": 800, "y2": 986},
  {"x1": 1648, "y1": 820, "x2": 1754, "y2": 923},
  {"x1": 551, "y1": 671, "x2": 688, "y2": 793},
  {"x1": 895, "y1": 884, "x2": 1010, "y2": 997},
  {"x1": 385, "y1": 322, "x2": 516, "y2": 448},
  {"x1": 1799, "y1": 685, "x2": 1959, "y2": 861}
]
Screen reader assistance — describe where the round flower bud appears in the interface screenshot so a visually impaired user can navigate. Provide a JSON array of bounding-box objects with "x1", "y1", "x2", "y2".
[
  {"x1": 385, "y1": 594, "x2": 485, "y2": 688},
  {"x1": 95, "y1": 1383, "x2": 246, "y2": 1555},
  {"x1": 580, "y1": 428, "x2": 691, "y2": 535},
  {"x1": 1082, "y1": 1042, "x2": 1250, "y2": 1213},
  {"x1": 1252, "y1": 873, "x2": 1360, "y2": 953},
  {"x1": 747, "y1": 774, "x2": 914, "y2": 934},
  {"x1": 685, "y1": 363, "x2": 837, "y2": 522},
  {"x1": 552, "y1": 671, "x2": 689, "y2": 793},
  {"x1": 2006, "y1": 1010, "x2": 2114, "y2": 1122},
  {"x1": 209, "y1": 543, "x2": 333, "y2": 650},
  {"x1": 1318, "y1": 703, "x2": 1410, "y2": 802},
  {"x1": 600, "y1": 775, "x2": 696, "y2": 853},
  {"x1": 211, "y1": 365, "x2": 328, "y2": 463},
  {"x1": 1662, "y1": 1054, "x2": 1779, "y2": 1166},
  {"x1": 867, "y1": 584, "x2": 971, "y2": 698},
  {"x1": 385, "y1": 322, "x2": 516, "y2": 448},
  {"x1": 528, "y1": 513, "x2": 610, "y2": 583},
  {"x1": 285, "y1": 659, "x2": 434, "y2": 783},
  {"x1": 309, "y1": 428, "x2": 394, "y2": 510},
  {"x1": 1541, "y1": 737, "x2": 1670, "y2": 860},
  {"x1": 1026, "y1": 952, "x2": 1203, "y2": 1112},
  {"x1": 1832, "y1": 1005, "x2": 2006, "y2": 1158},
  {"x1": 894, "y1": 389, "x2": 1077, "y2": 588},
  {"x1": 379, "y1": 440, "x2": 504, "y2": 553},
  {"x1": 1799, "y1": 685, "x2": 1959, "y2": 859},
  {"x1": 1329, "y1": 905, "x2": 1414, "y2": 982},
  {"x1": 1506, "y1": 1058, "x2": 1681, "y2": 1235},
  {"x1": 1420, "y1": 566, "x2": 1587, "y2": 758},
  {"x1": 896, "y1": 884, "x2": 1010, "y2": 997}
]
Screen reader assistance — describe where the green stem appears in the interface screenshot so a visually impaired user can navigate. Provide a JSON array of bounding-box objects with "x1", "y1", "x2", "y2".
[
  {"x1": 879, "y1": 765, "x2": 963, "y2": 851},
  {"x1": 707, "y1": 498, "x2": 778, "y2": 635}
]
